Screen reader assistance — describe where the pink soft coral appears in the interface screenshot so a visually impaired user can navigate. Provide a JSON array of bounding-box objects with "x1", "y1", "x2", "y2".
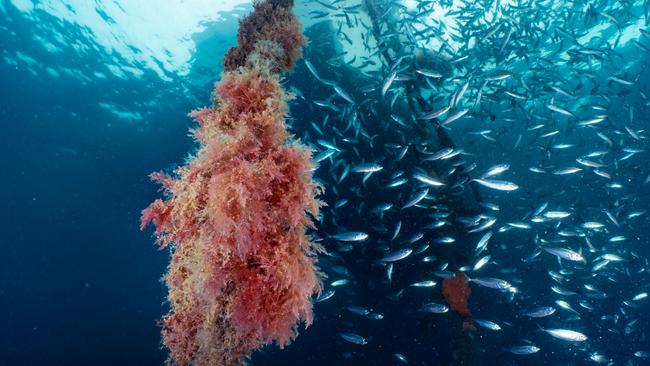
[{"x1": 140, "y1": 1, "x2": 320, "y2": 365}]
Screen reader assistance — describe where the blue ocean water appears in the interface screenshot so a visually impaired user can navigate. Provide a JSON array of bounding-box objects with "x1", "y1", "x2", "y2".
[{"x1": 2, "y1": 0, "x2": 650, "y2": 365}]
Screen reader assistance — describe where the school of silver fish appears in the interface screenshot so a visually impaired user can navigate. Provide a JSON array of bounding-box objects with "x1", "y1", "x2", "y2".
[{"x1": 292, "y1": 0, "x2": 649, "y2": 363}]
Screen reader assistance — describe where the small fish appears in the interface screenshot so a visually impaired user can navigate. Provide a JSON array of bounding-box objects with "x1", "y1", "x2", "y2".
[
  {"x1": 468, "y1": 217, "x2": 497, "y2": 233},
  {"x1": 386, "y1": 263, "x2": 393, "y2": 283},
  {"x1": 522, "y1": 306, "x2": 556, "y2": 318},
  {"x1": 544, "y1": 211, "x2": 571, "y2": 219},
  {"x1": 382, "y1": 70, "x2": 397, "y2": 97},
  {"x1": 402, "y1": 188, "x2": 429, "y2": 209},
  {"x1": 386, "y1": 178, "x2": 408, "y2": 188},
  {"x1": 435, "y1": 236, "x2": 456, "y2": 244},
  {"x1": 550, "y1": 85, "x2": 575, "y2": 98},
  {"x1": 352, "y1": 163, "x2": 383, "y2": 173},
  {"x1": 346, "y1": 306, "x2": 370, "y2": 315},
  {"x1": 413, "y1": 172, "x2": 445, "y2": 186},
  {"x1": 609, "y1": 76, "x2": 634, "y2": 85},
  {"x1": 474, "y1": 319, "x2": 501, "y2": 330},
  {"x1": 424, "y1": 147, "x2": 454, "y2": 161},
  {"x1": 576, "y1": 158, "x2": 605, "y2": 168},
  {"x1": 547, "y1": 104, "x2": 575, "y2": 117},
  {"x1": 469, "y1": 277, "x2": 511, "y2": 290},
  {"x1": 316, "y1": 289, "x2": 335, "y2": 302},
  {"x1": 473, "y1": 179, "x2": 519, "y2": 191},
  {"x1": 413, "y1": 244, "x2": 429, "y2": 255},
  {"x1": 581, "y1": 221, "x2": 605, "y2": 230},
  {"x1": 486, "y1": 73, "x2": 512, "y2": 81},
  {"x1": 410, "y1": 280, "x2": 437, "y2": 288},
  {"x1": 314, "y1": 149, "x2": 336, "y2": 163},
  {"x1": 317, "y1": 139, "x2": 340, "y2": 151},
  {"x1": 333, "y1": 85, "x2": 354, "y2": 104},
  {"x1": 418, "y1": 303, "x2": 449, "y2": 313},
  {"x1": 472, "y1": 255, "x2": 491, "y2": 271},
  {"x1": 634, "y1": 351, "x2": 650, "y2": 358},
  {"x1": 539, "y1": 130, "x2": 559, "y2": 138},
  {"x1": 475, "y1": 231, "x2": 493, "y2": 254},
  {"x1": 505, "y1": 90, "x2": 526, "y2": 100},
  {"x1": 551, "y1": 285, "x2": 577, "y2": 296},
  {"x1": 391, "y1": 221, "x2": 402, "y2": 241},
  {"x1": 416, "y1": 68, "x2": 443, "y2": 78},
  {"x1": 480, "y1": 164, "x2": 510, "y2": 179},
  {"x1": 380, "y1": 248, "x2": 413, "y2": 262},
  {"x1": 418, "y1": 105, "x2": 451, "y2": 120},
  {"x1": 555, "y1": 300, "x2": 579, "y2": 315},
  {"x1": 339, "y1": 332, "x2": 368, "y2": 345},
  {"x1": 553, "y1": 167, "x2": 582, "y2": 175},
  {"x1": 330, "y1": 279, "x2": 349, "y2": 287},
  {"x1": 541, "y1": 328, "x2": 587, "y2": 342},
  {"x1": 394, "y1": 353, "x2": 408, "y2": 363},
  {"x1": 441, "y1": 109, "x2": 469, "y2": 126},
  {"x1": 304, "y1": 60, "x2": 321, "y2": 80},
  {"x1": 590, "y1": 353, "x2": 609, "y2": 363},
  {"x1": 425, "y1": 220, "x2": 448, "y2": 229},
  {"x1": 578, "y1": 117, "x2": 606, "y2": 126},
  {"x1": 505, "y1": 345, "x2": 540, "y2": 355},
  {"x1": 330, "y1": 232, "x2": 368, "y2": 242},
  {"x1": 543, "y1": 247, "x2": 585, "y2": 262},
  {"x1": 508, "y1": 222, "x2": 531, "y2": 230}
]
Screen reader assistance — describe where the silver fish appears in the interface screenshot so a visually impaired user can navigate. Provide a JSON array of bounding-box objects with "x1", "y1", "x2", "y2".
[
  {"x1": 474, "y1": 319, "x2": 501, "y2": 330},
  {"x1": 472, "y1": 179, "x2": 519, "y2": 191},
  {"x1": 472, "y1": 255, "x2": 491, "y2": 271},
  {"x1": 480, "y1": 164, "x2": 510, "y2": 179},
  {"x1": 380, "y1": 248, "x2": 413, "y2": 262},
  {"x1": 469, "y1": 277, "x2": 511, "y2": 290},
  {"x1": 339, "y1": 332, "x2": 368, "y2": 345},
  {"x1": 330, "y1": 232, "x2": 368, "y2": 242},
  {"x1": 522, "y1": 306, "x2": 556, "y2": 318},
  {"x1": 543, "y1": 247, "x2": 585, "y2": 262},
  {"x1": 352, "y1": 163, "x2": 383, "y2": 173},
  {"x1": 410, "y1": 280, "x2": 437, "y2": 288},
  {"x1": 382, "y1": 70, "x2": 397, "y2": 97},
  {"x1": 418, "y1": 105, "x2": 451, "y2": 120},
  {"x1": 542, "y1": 328, "x2": 587, "y2": 342},
  {"x1": 330, "y1": 279, "x2": 349, "y2": 287},
  {"x1": 440, "y1": 109, "x2": 469, "y2": 126},
  {"x1": 314, "y1": 149, "x2": 336, "y2": 163},
  {"x1": 316, "y1": 289, "x2": 335, "y2": 302},
  {"x1": 475, "y1": 231, "x2": 493, "y2": 254},
  {"x1": 418, "y1": 303, "x2": 449, "y2": 313},
  {"x1": 402, "y1": 188, "x2": 429, "y2": 209},
  {"x1": 505, "y1": 345, "x2": 540, "y2": 355},
  {"x1": 413, "y1": 172, "x2": 445, "y2": 186}
]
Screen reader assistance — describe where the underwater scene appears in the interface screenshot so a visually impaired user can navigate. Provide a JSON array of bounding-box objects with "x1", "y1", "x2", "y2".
[{"x1": 2, "y1": 0, "x2": 650, "y2": 365}]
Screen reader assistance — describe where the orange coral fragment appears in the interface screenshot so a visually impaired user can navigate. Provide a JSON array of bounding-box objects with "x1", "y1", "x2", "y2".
[
  {"x1": 141, "y1": 1, "x2": 320, "y2": 365},
  {"x1": 442, "y1": 272, "x2": 472, "y2": 318}
]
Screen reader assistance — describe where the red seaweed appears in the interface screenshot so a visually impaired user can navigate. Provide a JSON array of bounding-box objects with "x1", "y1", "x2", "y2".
[
  {"x1": 141, "y1": 2, "x2": 321, "y2": 365},
  {"x1": 442, "y1": 272, "x2": 472, "y2": 319},
  {"x1": 223, "y1": 0, "x2": 306, "y2": 72}
]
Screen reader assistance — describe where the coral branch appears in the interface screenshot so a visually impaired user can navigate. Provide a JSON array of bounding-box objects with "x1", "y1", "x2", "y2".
[{"x1": 141, "y1": 2, "x2": 321, "y2": 365}]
